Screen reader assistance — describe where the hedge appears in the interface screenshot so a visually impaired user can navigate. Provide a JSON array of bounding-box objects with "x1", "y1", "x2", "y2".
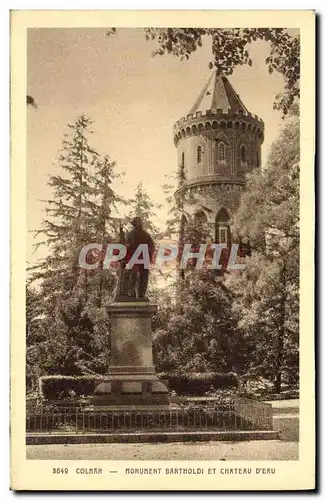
[
  {"x1": 158, "y1": 372, "x2": 238, "y2": 396},
  {"x1": 39, "y1": 375, "x2": 104, "y2": 400},
  {"x1": 39, "y1": 372, "x2": 238, "y2": 400}
]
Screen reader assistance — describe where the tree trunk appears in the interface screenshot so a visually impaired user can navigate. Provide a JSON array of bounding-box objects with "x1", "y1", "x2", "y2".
[
  {"x1": 274, "y1": 264, "x2": 286, "y2": 393},
  {"x1": 274, "y1": 371, "x2": 282, "y2": 394},
  {"x1": 177, "y1": 211, "x2": 186, "y2": 280}
]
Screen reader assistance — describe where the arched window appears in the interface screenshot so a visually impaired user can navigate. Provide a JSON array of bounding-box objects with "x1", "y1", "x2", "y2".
[
  {"x1": 180, "y1": 213, "x2": 188, "y2": 236},
  {"x1": 219, "y1": 227, "x2": 228, "y2": 244},
  {"x1": 179, "y1": 152, "x2": 186, "y2": 184},
  {"x1": 240, "y1": 144, "x2": 247, "y2": 163},
  {"x1": 181, "y1": 213, "x2": 188, "y2": 226},
  {"x1": 194, "y1": 210, "x2": 207, "y2": 226},
  {"x1": 197, "y1": 145, "x2": 202, "y2": 164},
  {"x1": 217, "y1": 141, "x2": 227, "y2": 163},
  {"x1": 215, "y1": 208, "x2": 230, "y2": 245},
  {"x1": 181, "y1": 152, "x2": 185, "y2": 168}
]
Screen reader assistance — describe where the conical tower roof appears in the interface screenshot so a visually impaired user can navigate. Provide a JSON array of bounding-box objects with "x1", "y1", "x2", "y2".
[{"x1": 189, "y1": 70, "x2": 249, "y2": 115}]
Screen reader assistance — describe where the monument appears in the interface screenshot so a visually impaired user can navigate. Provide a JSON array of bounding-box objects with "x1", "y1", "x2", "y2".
[{"x1": 93, "y1": 217, "x2": 169, "y2": 406}]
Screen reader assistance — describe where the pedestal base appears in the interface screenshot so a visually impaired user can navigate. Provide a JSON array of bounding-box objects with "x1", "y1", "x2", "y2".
[
  {"x1": 92, "y1": 302, "x2": 169, "y2": 406},
  {"x1": 92, "y1": 366, "x2": 169, "y2": 406},
  {"x1": 93, "y1": 380, "x2": 169, "y2": 406}
]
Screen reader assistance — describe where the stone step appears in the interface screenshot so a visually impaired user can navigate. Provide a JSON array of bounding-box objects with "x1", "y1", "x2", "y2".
[{"x1": 26, "y1": 430, "x2": 280, "y2": 445}]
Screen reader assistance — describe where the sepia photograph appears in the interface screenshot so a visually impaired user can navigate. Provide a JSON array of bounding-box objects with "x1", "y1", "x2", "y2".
[{"x1": 10, "y1": 10, "x2": 315, "y2": 491}]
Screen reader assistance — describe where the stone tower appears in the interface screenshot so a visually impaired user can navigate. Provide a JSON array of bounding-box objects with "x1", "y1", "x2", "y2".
[{"x1": 174, "y1": 70, "x2": 264, "y2": 246}]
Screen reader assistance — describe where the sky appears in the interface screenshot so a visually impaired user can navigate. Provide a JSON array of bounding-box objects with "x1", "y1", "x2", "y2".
[{"x1": 27, "y1": 28, "x2": 287, "y2": 266}]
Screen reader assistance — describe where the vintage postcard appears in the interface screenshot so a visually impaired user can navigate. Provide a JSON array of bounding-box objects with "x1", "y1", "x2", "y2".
[{"x1": 11, "y1": 10, "x2": 315, "y2": 491}]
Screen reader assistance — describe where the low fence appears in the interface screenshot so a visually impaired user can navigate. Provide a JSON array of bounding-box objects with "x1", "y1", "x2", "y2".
[
  {"x1": 26, "y1": 398, "x2": 273, "y2": 434},
  {"x1": 234, "y1": 397, "x2": 273, "y2": 430}
]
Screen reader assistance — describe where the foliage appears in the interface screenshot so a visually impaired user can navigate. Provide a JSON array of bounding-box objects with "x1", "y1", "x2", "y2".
[
  {"x1": 39, "y1": 375, "x2": 104, "y2": 400},
  {"x1": 27, "y1": 127, "x2": 168, "y2": 384},
  {"x1": 125, "y1": 182, "x2": 162, "y2": 238},
  {"x1": 144, "y1": 28, "x2": 299, "y2": 115},
  {"x1": 152, "y1": 112, "x2": 300, "y2": 392},
  {"x1": 37, "y1": 372, "x2": 238, "y2": 400},
  {"x1": 227, "y1": 113, "x2": 300, "y2": 392},
  {"x1": 27, "y1": 116, "x2": 123, "y2": 381},
  {"x1": 153, "y1": 270, "x2": 245, "y2": 375},
  {"x1": 154, "y1": 167, "x2": 243, "y2": 375},
  {"x1": 27, "y1": 41, "x2": 300, "y2": 397},
  {"x1": 233, "y1": 115, "x2": 299, "y2": 251},
  {"x1": 162, "y1": 180, "x2": 182, "y2": 239},
  {"x1": 159, "y1": 372, "x2": 238, "y2": 396},
  {"x1": 26, "y1": 286, "x2": 45, "y2": 392}
]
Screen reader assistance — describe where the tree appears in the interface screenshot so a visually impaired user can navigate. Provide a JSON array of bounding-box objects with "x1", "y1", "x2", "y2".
[
  {"x1": 27, "y1": 116, "x2": 123, "y2": 378},
  {"x1": 156, "y1": 165, "x2": 244, "y2": 375},
  {"x1": 107, "y1": 28, "x2": 299, "y2": 115},
  {"x1": 87, "y1": 155, "x2": 123, "y2": 239},
  {"x1": 162, "y1": 165, "x2": 190, "y2": 279},
  {"x1": 153, "y1": 270, "x2": 242, "y2": 375},
  {"x1": 26, "y1": 285, "x2": 45, "y2": 391},
  {"x1": 162, "y1": 181, "x2": 181, "y2": 239},
  {"x1": 227, "y1": 112, "x2": 299, "y2": 392},
  {"x1": 233, "y1": 112, "x2": 299, "y2": 251},
  {"x1": 163, "y1": 167, "x2": 216, "y2": 281},
  {"x1": 81, "y1": 154, "x2": 125, "y2": 307},
  {"x1": 30, "y1": 115, "x2": 99, "y2": 274},
  {"x1": 153, "y1": 161, "x2": 245, "y2": 377},
  {"x1": 125, "y1": 182, "x2": 162, "y2": 238},
  {"x1": 145, "y1": 28, "x2": 299, "y2": 115}
]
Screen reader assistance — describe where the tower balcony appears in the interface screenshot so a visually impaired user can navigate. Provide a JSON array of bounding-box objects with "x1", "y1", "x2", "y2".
[{"x1": 174, "y1": 174, "x2": 246, "y2": 204}]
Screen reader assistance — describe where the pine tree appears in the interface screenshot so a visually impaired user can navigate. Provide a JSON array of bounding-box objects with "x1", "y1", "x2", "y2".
[
  {"x1": 78, "y1": 154, "x2": 125, "y2": 307},
  {"x1": 26, "y1": 285, "x2": 44, "y2": 392},
  {"x1": 125, "y1": 182, "x2": 162, "y2": 237},
  {"x1": 28, "y1": 116, "x2": 123, "y2": 377},
  {"x1": 30, "y1": 115, "x2": 99, "y2": 281},
  {"x1": 162, "y1": 181, "x2": 181, "y2": 239}
]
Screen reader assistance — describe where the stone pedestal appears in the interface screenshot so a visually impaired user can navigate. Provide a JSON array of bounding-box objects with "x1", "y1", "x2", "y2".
[{"x1": 93, "y1": 302, "x2": 169, "y2": 406}]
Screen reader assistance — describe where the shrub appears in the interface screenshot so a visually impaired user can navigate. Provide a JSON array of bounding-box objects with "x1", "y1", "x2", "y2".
[
  {"x1": 158, "y1": 372, "x2": 238, "y2": 396},
  {"x1": 39, "y1": 372, "x2": 239, "y2": 400},
  {"x1": 39, "y1": 375, "x2": 105, "y2": 400},
  {"x1": 26, "y1": 391, "x2": 44, "y2": 412}
]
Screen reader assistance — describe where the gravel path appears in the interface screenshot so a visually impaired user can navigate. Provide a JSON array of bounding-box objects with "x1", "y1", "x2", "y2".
[{"x1": 27, "y1": 440, "x2": 298, "y2": 461}]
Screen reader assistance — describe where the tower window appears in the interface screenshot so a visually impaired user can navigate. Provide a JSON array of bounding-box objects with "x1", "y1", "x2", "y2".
[
  {"x1": 240, "y1": 144, "x2": 247, "y2": 164},
  {"x1": 179, "y1": 152, "x2": 186, "y2": 184},
  {"x1": 219, "y1": 227, "x2": 228, "y2": 244},
  {"x1": 197, "y1": 145, "x2": 203, "y2": 164},
  {"x1": 217, "y1": 141, "x2": 227, "y2": 163},
  {"x1": 215, "y1": 208, "x2": 230, "y2": 245},
  {"x1": 194, "y1": 210, "x2": 207, "y2": 226}
]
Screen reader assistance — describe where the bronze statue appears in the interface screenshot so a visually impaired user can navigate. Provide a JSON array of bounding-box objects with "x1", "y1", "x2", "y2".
[{"x1": 115, "y1": 217, "x2": 155, "y2": 301}]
